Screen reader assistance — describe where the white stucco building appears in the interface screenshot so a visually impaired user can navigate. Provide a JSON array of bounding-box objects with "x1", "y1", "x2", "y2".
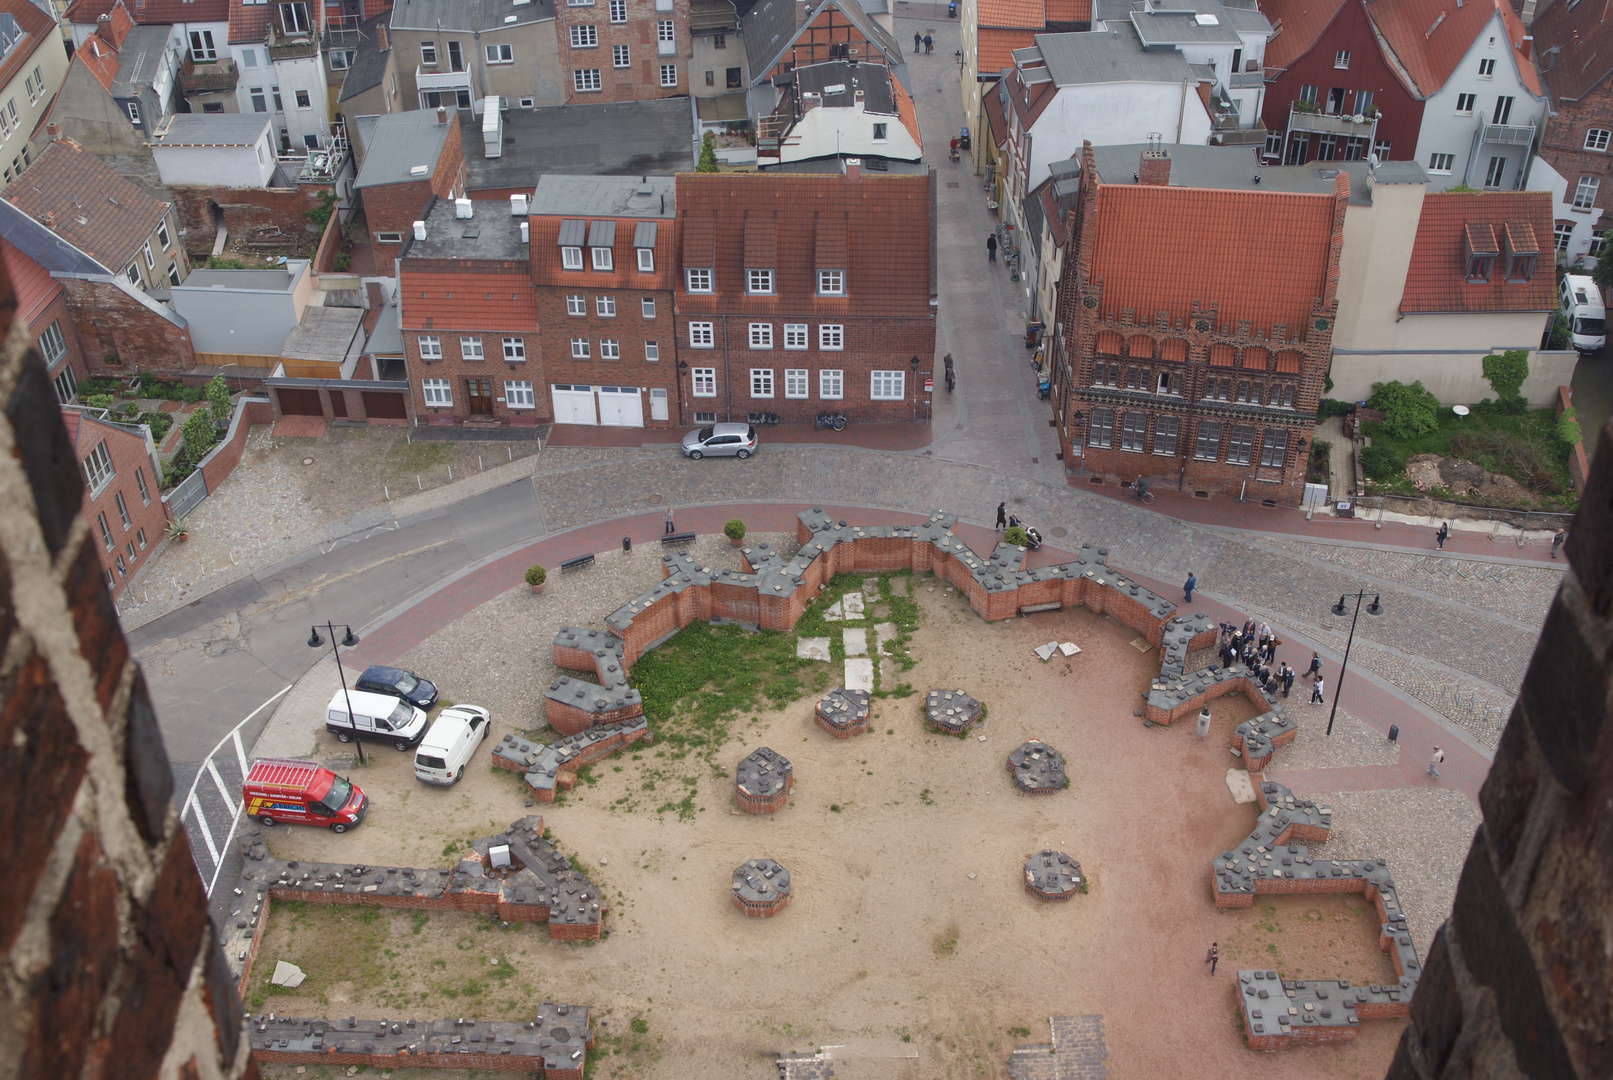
[
  {"x1": 227, "y1": 0, "x2": 331, "y2": 153},
  {"x1": 770, "y1": 60, "x2": 921, "y2": 165}
]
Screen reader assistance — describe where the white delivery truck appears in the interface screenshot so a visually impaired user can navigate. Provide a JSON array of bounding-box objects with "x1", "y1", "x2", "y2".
[{"x1": 1559, "y1": 274, "x2": 1606, "y2": 353}]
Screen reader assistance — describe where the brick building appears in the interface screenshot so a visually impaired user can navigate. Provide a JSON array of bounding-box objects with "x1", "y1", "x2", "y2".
[
  {"x1": 528, "y1": 174, "x2": 679, "y2": 427},
  {"x1": 399, "y1": 196, "x2": 540, "y2": 426},
  {"x1": 63, "y1": 407, "x2": 167, "y2": 600},
  {"x1": 555, "y1": 0, "x2": 693, "y2": 104},
  {"x1": 0, "y1": 0, "x2": 70, "y2": 191},
  {"x1": 2, "y1": 237, "x2": 89, "y2": 404},
  {"x1": 353, "y1": 106, "x2": 466, "y2": 253},
  {"x1": 1527, "y1": 0, "x2": 1613, "y2": 266},
  {"x1": 1051, "y1": 141, "x2": 1345, "y2": 499},
  {"x1": 674, "y1": 165, "x2": 935, "y2": 425}
]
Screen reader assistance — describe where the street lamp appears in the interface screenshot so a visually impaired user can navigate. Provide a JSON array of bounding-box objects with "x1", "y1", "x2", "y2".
[
  {"x1": 309, "y1": 621, "x2": 363, "y2": 760},
  {"x1": 1325, "y1": 590, "x2": 1381, "y2": 736}
]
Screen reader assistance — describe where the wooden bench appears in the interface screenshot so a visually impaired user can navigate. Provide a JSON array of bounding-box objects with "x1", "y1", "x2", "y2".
[{"x1": 559, "y1": 554, "x2": 596, "y2": 572}]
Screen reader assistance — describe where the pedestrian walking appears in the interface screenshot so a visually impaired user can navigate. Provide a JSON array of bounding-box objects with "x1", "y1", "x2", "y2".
[
  {"x1": 1436, "y1": 521, "x2": 1449, "y2": 549},
  {"x1": 1310, "y1": 675, "x2": 1326, "y2": 704},
  {"x1": 1428, "y1": 746, "x2": 1445, "y2": 778},
  {"x1": 1205, "y1": 942, "x2": 1219, "y2": 976},
  {"x1": 1307, "y1": 652, "x2": 1321, "y2": 677},
  {"x1": 1008, "y1": 512, "x2": 1022, "y2": 530},
  {"x1": 987, "y1": 234, "x2": 998, "y2": 262},
  {"x1": 1551, "y1": 529, "x2": 1566, "y2": 559},
  {"x1": 1183, "y1": 571, "x2": 1196, "y2": 603},
  {"x1": 996, "y1": 502, "x2": 1007, "y2": 530},
  {"x1": 924, "y1": 33, "x2": 933, "y2": 53},
  {"x1": 1280, "y1": 663, "x2": 1294, "y2": 697},
  {"x1": 664, "y1": 507, "x2": 676, "y2": 535},
  {"x1": 914, "y1": 31, "x2": 922, "y2": 53}
]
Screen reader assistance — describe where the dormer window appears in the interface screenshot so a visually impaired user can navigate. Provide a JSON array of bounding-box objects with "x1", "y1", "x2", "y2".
[
  {"x1": 747, "y1": 268, "x2": 773, "y2": 294},
  {"x1": 1503, "y1": 221, "x2": 1540, "y2": 283},
  {"x1": 633, "y1": 221, "x2": 657, "y2": 272},
  {"x1": 588, "y1": 219, "x2": 615, "y2": 270},
  {"x1": 592, "y1": 245, "x2": 613, "y2": 270},
  {"x1": 1464, "y1": 222, "x2": 1499, "y2": 284},
  {"x1": 279, "y1": 3, "x2": 311, "y2": 34},
  {"x1": 817, "y1": 269, "x2": 844, "y2": 295},
  {"x1": 558, "y1": 218, "x2": 585, "y2": 270},
  {"x1": 562, "y1": 246, "x2": 583, "y2": 269}
]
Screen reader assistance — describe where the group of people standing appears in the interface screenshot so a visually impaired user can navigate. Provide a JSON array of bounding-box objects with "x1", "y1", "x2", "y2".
[{"x1": 1215, "y1": 621, "x2": 1323, "y2": 701}]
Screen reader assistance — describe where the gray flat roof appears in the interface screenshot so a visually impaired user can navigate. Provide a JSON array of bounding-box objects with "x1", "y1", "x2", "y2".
[
  {"x1": 1091, "y1": 143, "x2": 1372, "y2": 203},
  {"x1": 1031, "y1": 26, "x2": 1200, "y2": 86},
  {"x1": 530, "y1": 175, "x2": 675, "y2": 218},
  {"x1": 1129, "y1": 1, "x2": 1248, "y2": 47},
  {"x1": 407, "y1": 197, "x2": 528, "y2": 261},
  {"x1": 461, "y1": 99, "x2": 693, "y2": 191},
  {"x1": 356, "y1": 111, "x2": 455, "y2": 189},
  {"x1": 113, "y1": 26, "x2": 174, "y2": 93},
  {"x1": 389, "y1": 0, "x2": 555, "y2": 32},
  {"x1": 761, "y1": 156, "x2": 929, "y2": 174},
  {"x1": 1371, "y1": 160, "x2": 1430, "y2": 184},
  {"x1": 365, "y1": 303, "x2": 404, "y2": 356},
  {"x1": 280, "y1": 307, "x2": 364, "y2": 361},
  {"x1": 796, "y1": 59, "x2": 894, "y2": 114},
  {"x1": 176, "y1": 267, "x2": 300, "y2": 291},
  {"x1": 151, "y1": 113, "x2": 272, "y2": 147}
]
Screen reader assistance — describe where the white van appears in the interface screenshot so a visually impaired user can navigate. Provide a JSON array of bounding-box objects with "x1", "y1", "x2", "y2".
[
  {"x1": 414, "y1": 705, "x2": 492, "y2": 785},
  {"x1": 1560, "y1": 274, "x2": 1606, "y2": 353},
  {"x1": 325, "y1": 689, "x2": 429, "y2": 751}
]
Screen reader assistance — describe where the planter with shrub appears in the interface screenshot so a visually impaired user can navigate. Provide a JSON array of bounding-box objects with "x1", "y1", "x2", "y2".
[
  {"x1": 525, "y1": 564, "x2": 547, "y2": 594},
  {"x1": 724, "y1": 519, "x2": 747, "y2": 546}
]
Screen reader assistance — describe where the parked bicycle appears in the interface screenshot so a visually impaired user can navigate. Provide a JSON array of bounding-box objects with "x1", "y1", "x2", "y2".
[{"x1": 815, "y1": 412, "x2": 847, "y2": 431}]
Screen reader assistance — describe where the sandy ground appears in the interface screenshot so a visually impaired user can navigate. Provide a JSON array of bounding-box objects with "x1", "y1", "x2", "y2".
[{"x1": 253, "y1": 569, "x2": 1423, "y2": 1080}]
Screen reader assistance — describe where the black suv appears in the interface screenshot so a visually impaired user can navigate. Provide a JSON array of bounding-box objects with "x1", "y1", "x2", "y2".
[{"x1": 353, "y1": 665, "x2": 439, "y2": 710}]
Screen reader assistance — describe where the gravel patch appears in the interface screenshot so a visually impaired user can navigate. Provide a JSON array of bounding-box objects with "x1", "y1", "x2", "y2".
[{"x1": 1270, "y1": 701, "x2": 1401, "y2": 770}]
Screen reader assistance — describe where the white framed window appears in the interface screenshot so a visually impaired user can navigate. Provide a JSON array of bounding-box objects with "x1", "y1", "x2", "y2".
[
  {"x1": 422, "y1": 42, "x2": 438, "y2": 65},
  {"x1": 784, "y1": 324, "x2": 808, "y2": 349},
  {"x1": 750, "y1": 368, "x2": 774, "y2": 397},
  {"x1": 503, "y1": 337, "x2": 526, "y2": 361},
  {"x1": 460, "y1": 336, "x2": 484, "y2": 360},
  {"x1": 819, "y1": 324, "x2": 843, "y2": 350},
  {"x1": 330, "y1": 49, "x2": 353, "y2": 70},
  {"x1": 872, "y1": 122, "x2": 888, "y2": 141},
  {"x1": 596, "y1": 296, "x2": 617, "y2": 317},
  {"x1": 645, "y1": 341, "x2": 659, "y2": 362},
  {"x1": 1334, "y1": 50, "x2": 1350, "y2": 69},
  {"x1": 819, "y1": 368, "x2": 843, "y2": 399},
  {"x1": 566, "y1": 0, "x2": 594, "y2": 5},
  {"x1": 570, "y1": 25, "x2": 598, "y2": 48},
  {"x1": 573, "y1": 69, "x2": 602, "y2": 92},
  {"x1": 1484, "y1": 155, "x2": 1507, "y2": 188},
  {"x1": 613, "y1": 44, "x2": 630, "y2": 67},
  {"x1": 637, "y1": 247, "x2": 654, "y2": 272},
  {"x1": 1259, "y1": 429, "x2": 1288, "y2": 468},
  {"x1": 1557, "y1": 221, "x2": 1577, "y2": 253},
  {"x1": 1574, "y1": 176, "x2": 1600, "y2": 210},
  {"x1": 505, "y1": 380, "x2": 535, "y2": 408},
  {"x1": 749, "y1": 322, "x2": 773, "y2": 349},
  {"x1": 658, "y1": 20, "x2": 675, "y2": 43},
  {"x1": 1587, "y1": 129, "x2": 1611, "y2": 152},
  {"x1": 566, "y1": 294, "x2": 586, "y2": 315},
  {"x1": 571, "y1": 338, "x2": 591, "y2": 358},
  {"x1": 486, "y1": 43, "x2": 514, "y2": 64},
  {"x1": 562, "y1": 246, "x2": 584, "y2": 269},
  {"x1": 126, "y1": 101, "x2": 141, "y2": 124},
  {"x1": 115, "y1": 492, "x2": 131, "y2": 530},
  {"x1": 641, "y1": 297, "x2": 656, "y2": 318},
  {"x1": 1592, "y1": 231, "x2": 1607, "y2": 257},
  {"x1": 660, "y1": 64, "x2": 678, "y2": 87},
  {"x1": 1373, "y1": 139, "x2": 1392, "y2": 159},
  {"x1": 600, "y1": 339, "x2": 620, "y2": 360},
  {"x1": 190, "y1": 30, "x2": 217, "y2": 61},
  {"x1": 83, "y1": 441, "x2": 114, "y2": 494},
  {"x1": 295, "y1": 89, "x2": 312, "y2": 109},
  {"x1": 610, "y1": 0, "x2": 627, "y2": 21},
  {"x1": 1456, "y1": 93, "x2": 1476, "y2": 115},
  {"x1": 692, "y1": 367, "x2": 716, "y2": 396},
  {"x1": 418, "y1": 335, "x2": 442, "y2": 359},
  {"x1": 136, "y1": 526, "x2": 147, "y2": 548},
  {"x1": 142, "y1": 242, "x2": 154, "y2": 269},
  {"x1": 1153, "y1": 415, "x2": 1179, "y2": 456},
  {"x1": 126, "y1": 264, "x2": 141, "y2": 286},
  {"x1": 686, "y1": 268, "x2": 713, "y2": 292},
  {"x1": 97, "y1": 512, "x2": 113, "y2": 553},
  {"x1": 38, "y1": 320, "x2": 65, "y2": 364},
  {"x1": 747, "y1": 268, "x2": 773, "y2": 294},
  {"x1": 158, "y1": 221, "x2": 171, "y2": 249},
  {"x1": 422, "y1": 378, "x2": 452, "y2": 406},
  {"x1": 52, "y1": 364, "x2": 76, "y2": 405},
  {"x1": 126, "y1": 540, "x2": 137, "y2": 564},
  {"x1": 1427, "y1": 153, "x2": 1454, "y2": 174},
  {"x1": 817, "y1": 269, "x2": 844, "y2": 295},
  {"x1": 592, "y1": 245, "x2": 613, "y2": 270},
  {"x1": 689, "y1": 321, "x2": 714, "y2": 347},
  {"x1": 1478, "y1": 58, "x2": 1495, "y2": 77},
  {"x1": 135, "y1": 466, "x2": 149, "y2": 505},
  {"x1": 784, "y1": 369, "x2": 809, "y2": 398},
  {"x1": 870, "y1": 370, "x2": 904, "y2": 400}
]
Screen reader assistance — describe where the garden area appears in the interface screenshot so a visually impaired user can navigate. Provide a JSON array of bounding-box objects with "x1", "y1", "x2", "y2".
[
  {"x1": 1349, "y1": 351, "x2": 1583, "y2": 512},
  {"x1": 77, "y1": 372, "x2": 240, "y2": 490}
]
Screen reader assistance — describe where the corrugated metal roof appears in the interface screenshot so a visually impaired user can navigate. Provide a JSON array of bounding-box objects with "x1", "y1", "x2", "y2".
[
  {"x1": 354, "y1": 110, "x2": 454, "y2": 189},
  {"x1": 586, "y1": 219, "x2": 615, "y2": 248},
  {"x1": 557, "y1": 218, "x2": 585, "y2": 246},
  {"x1": 633, "y1": 220, "x2": 657, "y2": 248}
]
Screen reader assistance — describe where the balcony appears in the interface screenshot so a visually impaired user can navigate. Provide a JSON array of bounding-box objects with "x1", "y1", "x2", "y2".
[
  {"x1": 1227, "y1": 67, "x2": 1264, "y2": 89},
  {"x1": 690, "y1": 0, "x2": 737, "y2": 32},
  {"x1": 265, "y1": 24, "x2": 319, "y2": 62},
  {"x1": 416, "y1": 66, "x2": 472, "y2": 92},
  {"x1": 1482, "y1": 121, "x2": 1536, "y2": 147},
  {"x1": 179, "y1": 56, "x2": 238, "y2": 94},
  {"x1": 1288, "y1": 105, "x2": 1378, "y2": 141}
]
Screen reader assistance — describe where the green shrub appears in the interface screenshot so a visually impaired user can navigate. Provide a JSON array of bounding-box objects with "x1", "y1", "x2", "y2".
[
  {"x1": 1360, "y1": 443, "x2": 1405, "y2": 481},
  {"x1": 140, "y1": 412, "x2": 172, "y2": 442},
  {"x1": 1368, "y1": 380, "x2": 1440, "y2": 439},
  {"x1": 85, "y1": 393, "x2": 115, "y2": 410},
  {"x1": 304, "y1": 190, "x2": 338, "y2": 231},
  {"x1": 524, "y1": 564, "x2": 547, "y2": 587},
  {"x1": 179, "y1": 385, "x2": 204, "y2": 403},
  {"x1": 1317, "y1": 398, "x2": 1352, "y2": 420},
  {"x1": 1557, "y1": 407, "x2": 1584, "y2": 447},
  {"x1": 1547, "y1": 313, "x2": 1571, "y2": 351},
  {"x1": 723, "y1": 518, "x2": 746, "y2": 541},
  {"x1": 1003, "y1": 525, "x2": 1029, "y2": 547},
  {"x1": 182, "y1": 409, "x2": 218, "y2": 463},
  {"x1": 207, "y1": 256, "x2": 246, "y2": 270},
  {"x1": 1481, "y1": 349, "x2": 1529, "y2": 401},
  {"x1": 206, "y1": 374, "x2": 232, "y2": 424},
  {"x1": 697, "y1": 131, "x2": 720, "y2": 173}
]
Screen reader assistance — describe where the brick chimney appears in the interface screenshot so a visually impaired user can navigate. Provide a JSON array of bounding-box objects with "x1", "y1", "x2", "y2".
[
  {"x1": 436, "y1": 106, "x2": 448, "y2": 125},
  {"x1": 44, "y1": 211, "x2": 55, "y2": 228},
  {"x1": 843, "y1": 157, "x2": 861, "y2": 182},
  {"x1": 1138, "y1": 137, "x2": 1171, "y2": 187},
  {"x1": 1520, "y1": 36, "x2": 1533, "y2": 61},
  {"x1": 376, "y1": 24, "x2": 389, "y2": 51},
  {"x1": 46, "y1": 122, "x2": 59, "y2": 140}
]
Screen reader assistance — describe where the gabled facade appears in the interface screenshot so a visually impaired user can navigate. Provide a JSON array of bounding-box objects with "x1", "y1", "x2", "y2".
[
  {"x1": 64, "y1": 0, "x2": 237, "y2": 115},
  {"x1": 387, "y1": 0, "x2": 564, "y2": 112},
  {"x1": 227, "y1": 0, "x2": 333, "y2": 153},
  {"x1": 0, "y1": 0, "x2": 70, "y2": 191},
  {"x1": 63, "y1": 407, "x2": 168, "y2": 602},
  {"x1": 1527, "y1": 0, "x2": 1613, "y2": 266},
  {"x1": 743, "y1": 0, "x2": 907, "y2": 144},
  {"x1": 1, "y1": 235, "x2": 89, "y2": 404},
  {"x1": 333, "y1": 11, "x2": 400, "y2": 120},
  {"x1": 554, "y1": 0, "x2": 692, "y2": 104},
  {"x1": 759, "y1": 58, "x2": 922, "y2": 165},
  {"x1": 1051, "y1": 141, "x2": 1347, "y2": 499},
  {"x1": 528, "y1": 175, "x2": 679, "y2": 427},
  {"x1": 674, "y1": 166, "x2": 936, "y2": 426},
  {"x1": 959, "y1": 0, "x2": 1092, "y2": 162},
  {"x1": 689, "y1": 0, "x2": 745, "y2": 100}
]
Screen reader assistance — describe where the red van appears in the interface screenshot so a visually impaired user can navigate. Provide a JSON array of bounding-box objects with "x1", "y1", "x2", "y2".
[{"x1": 243, "y1": 758, "x2": 367, "y2": 833}]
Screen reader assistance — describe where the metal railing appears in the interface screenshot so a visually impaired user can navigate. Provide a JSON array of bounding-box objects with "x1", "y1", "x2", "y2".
[
  {"x1": 1481, "y1": 121, "x2": 1536, "y2": 147},
  {"x1": 1288, "y1": 105, "x2": 1378, "y2": 139},
  {"x1": 179, "y1": 56, "x2": 238, "y2": 94},
  {"x1": 1351, "y1": 492, "x2": 1575, "y2": 546}
]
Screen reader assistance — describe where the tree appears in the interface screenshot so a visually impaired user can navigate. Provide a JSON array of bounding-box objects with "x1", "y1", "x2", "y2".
[
  {"x1": 182, "y1": 408, "x2": 218, "y2": 464},
  {"x1": 1368, "y1": 380, "x2": 1440, "y2": 440},
  {"x1": 697, "y1": 131, "x2": 720, "y2": 173},
  {"x1": 206, "y1": 374, "x2": 232, "y2": 425},
  {"x1": 1594, "y1": 233, "x2": 1613, "y2": 294}
]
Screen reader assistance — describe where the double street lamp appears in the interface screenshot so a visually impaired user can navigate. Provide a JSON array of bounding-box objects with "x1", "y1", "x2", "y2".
[
  {"x1": 1326, "y1": 589, "x2": 1381, "y2": 736},
  {"x1": 309, "y1": 621, "x2": 363, "y2": 760}
]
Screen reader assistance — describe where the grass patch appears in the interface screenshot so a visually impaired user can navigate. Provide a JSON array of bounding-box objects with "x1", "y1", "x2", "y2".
[
  {"x1": 1008, "y1": 1026, "x2": 1032, "y2": 1039},
  {"x1": 1362, "y1": 406, "x2": 1578, "y2": 509},
  {"x1": 933, "y1": 921, "x2": 960, "y2": 956},
  {"x1": 389, "y1": 439, "x2": 451, "y2": 474}
]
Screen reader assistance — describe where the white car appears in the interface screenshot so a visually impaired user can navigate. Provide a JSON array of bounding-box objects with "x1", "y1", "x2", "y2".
[{"x1": 413, "y1": 705, "x2": 492, "y2": 785}]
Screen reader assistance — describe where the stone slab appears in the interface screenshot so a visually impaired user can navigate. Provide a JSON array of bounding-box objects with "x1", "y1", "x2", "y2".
[
  {"x1": 797, "y1": 636, "x2": 831, "y2": 661},
  {"x1": 844, "y1": 657, "x2": 874, "y2": 692},
  {"x1": 1225, "y1": 768, "x2": 1257, "y2": 804},
  {"x1": 874, "y1": 622, "x2": 897, "y2": 655},
  {"x1": 1034, "y1": 641, "x2": 1059, "y2": 661},
  {"x1": 841, "y1": 592, "x2": 865, "y2": 617},
  {"x1": 843, "y1": 628, "x2": 868, "y2": 657},
  {"x1": 1059, "y1": 641, "x2": 1081, "y2": 656},
  {"x1": 271, "y1": 960, "x2": 306, "y2": 988},
  {"x1": 862, "y1": 577, "x2": 881, "y2": 599}
]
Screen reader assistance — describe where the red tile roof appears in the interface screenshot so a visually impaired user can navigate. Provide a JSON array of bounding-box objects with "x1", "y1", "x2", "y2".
[
  {"x1": 6, "y1": 139, "x2": 170, "y2": 272},
  {"x1": 0, "y1": 0, "x2": 62, "y2": 91},
  {"x1": 1043, "y1": 0, "x2": 1088, "y2": 22},
  {"x1": 892, "y1": 74, "x2": 922, "y2": 147},
  {"x1": 100, "y1": 0, "x2": 135, "y2": 47},
  {"x1": 979, "y1": 27, "x2": 1038, "y2": 75},
  {"x1": 1399, "y1": 190, "x2": 1556, "y2": 313},
  {"x1": 978, "y1": 0, "x2": 1043, "y2": 29},
  {"x1": 675, "y1": 171, "x2": 932, "y2": 318},
  {"x1": 76, "y1": 36, "x2": 121, "y2": 91},
  {"x1": 1, "y1": 237, "x2": 64, "y2": 326},
  {"x1": 132, "y1": 0, "x2": 231, "y2": 20},
  {"x1": 1531, "y1": 0, "x2": 1613, "y2": 103},
  {"x1": 228, "y1": 0, "x2": 273, "y2": 43},
  {"x1": 63, "y1": 0, "x2": 119, "y2": 25},
  {"x1": 983, "y1": 76, "x2": 1008, "y2": 145},
  {"x1": 398, "y1": 266, "x2": 538, "y2": 331},
  {"x1": 61, "y1": 407, "x2": 81, "y2": 446},
  {"x1": 526, "y1": 214, "x2": 680, "y2": 292},
  {"x1": 1369, "y1": 0, "x2": 1538, "y2": 98},
  {"x1": 1088, "y1": 180, "x2": 1342, "y2": 333},
  {"x1": 1260, "y1": 0, "x2": 1349, "y2": 72}
]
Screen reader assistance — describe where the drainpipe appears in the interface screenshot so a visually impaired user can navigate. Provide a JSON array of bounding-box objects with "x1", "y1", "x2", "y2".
[
  {"x1": 1177, "y1": 78, "x2": 1188, "y2": 143},
  {"x1": 722, "y1": 317, "x2": 732, "y2": 422}
]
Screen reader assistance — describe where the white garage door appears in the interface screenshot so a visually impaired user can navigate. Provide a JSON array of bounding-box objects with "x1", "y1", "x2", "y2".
[
  {"x1": 551, "y1": 384, "x2": 596, "y2": 425},
  {"x1": 598, "y1": 385, "x2": 644, "y2": 428}
]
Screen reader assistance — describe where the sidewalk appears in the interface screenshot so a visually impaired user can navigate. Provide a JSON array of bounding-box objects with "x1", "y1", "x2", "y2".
[{"x1": 543, "y1": 421, "x2": 937, "y2": 451}]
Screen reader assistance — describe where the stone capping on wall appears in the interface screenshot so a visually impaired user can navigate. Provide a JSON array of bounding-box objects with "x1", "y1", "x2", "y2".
[
  {"x1": 249, "y1": 1004, "x2": 594, "y2": 1079},
  {"x1": 814, "y1": 686, "x2": 871, "y2": 737},
  {"x1": 1023, "y1": 849, "x2": 1083, "y2": 901},
  {"x1": 1007, "y1": 740, "x2": 1066, "y2": 794},
  {"x1": 735, "y1": 746, "x2": 795, "y2": 814},
  {"x1": 491, "y1": 717, "x2": 652, "y2": 802},
  {"x1": 732, "y1": 858, "x2": 791, "y2": 917}
]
